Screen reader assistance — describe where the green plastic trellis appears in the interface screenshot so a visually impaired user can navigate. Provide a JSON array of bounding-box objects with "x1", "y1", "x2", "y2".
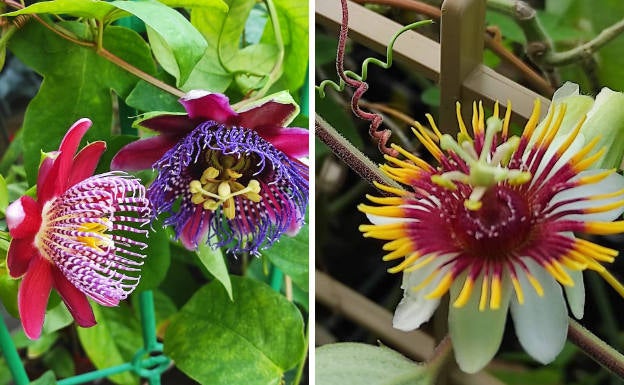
[{"x1": 0, "y1": 290, "x2": 171, "y2": 385}]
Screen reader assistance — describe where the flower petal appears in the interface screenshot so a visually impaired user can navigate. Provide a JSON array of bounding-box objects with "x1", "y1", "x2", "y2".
[
  {"x1": 236, "y1": 91, "x2": 300, "y2": 130},
  {"x1": 256, "y1": 127, "x2": 309, "y2": 158},
  {"x1": 179, "y1": 207, "x2": 210, "y2": 250},
  {"x1": 564, "y1": 269, "x2": 585, "y2": 319},
  {"x1": 38, "y1": 119, "x2": 92, "y2": 201},
  {"x1": 111, "y1": 135, "x2": 179, "y2": 171},
  {"x1": 137, "y1": 113, "x2": 197, "y2": 136},
  {"x1": 392, "y1": 255, "x2": 451, "y2": 331},
  {"x1": 7, "y1": 238, "x2": 38, "y2": 278},
  {"x1": 18, "y1": 256, "x2": 53, "y2": 339},
  {"x1": 52, "y1": 267, "x2": 96, "y2": 328},
  {"x1": 67, "y1": 141, "x2": 106, "y2": 186},
  {"x1": 510, "y1": 259, "x2": 568, "y2": 364},
  {"x1": 180, "y1": 91, "x2": 237, "y2": 123},
  {"x1": 449, "y1": 274, "x2": 512, "y2": 373},
  {"x1": 6, "y1": 196, "x2": 41, "y2": 239}
]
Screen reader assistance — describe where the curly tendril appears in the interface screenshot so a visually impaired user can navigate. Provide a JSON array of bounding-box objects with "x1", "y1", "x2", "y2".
[{"x1": 316, "y1": 0, "x2": 433, "y2": 156}]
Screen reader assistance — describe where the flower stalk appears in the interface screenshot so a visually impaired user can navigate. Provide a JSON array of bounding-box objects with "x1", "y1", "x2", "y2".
[{"x1": 568, "y1": 318, "x2": 624, "y2": 378}]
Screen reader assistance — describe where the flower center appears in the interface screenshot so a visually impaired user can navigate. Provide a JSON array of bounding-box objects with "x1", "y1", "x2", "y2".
[
  {"x1": 451, "y1": 185, "x2": 532, "y2": 259},
  {"x1": 188, "y1": 150, "x2": 262, "y2": 219}
]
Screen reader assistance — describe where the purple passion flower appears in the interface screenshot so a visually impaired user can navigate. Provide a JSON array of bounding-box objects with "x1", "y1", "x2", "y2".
[{"x1": 111, "y1": 91, "x2": 309, "y2": 254}]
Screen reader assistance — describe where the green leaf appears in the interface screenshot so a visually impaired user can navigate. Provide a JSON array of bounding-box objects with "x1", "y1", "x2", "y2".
[
  {"x1": 0, "y1": 357, "x2": 13, "y2": 385},
  {"x1": 165, "y1": 276, "x2": 305, "y2": 385},
  {"x1": 41, "y1": 304, "x2": 74, "y2": 334},
  {"x1": 110, "y1": 0, "x2": 206, "y2": 87},
  {"x1": 196, "y1": 240, "x2": 233, "y2": 300},
  {"x1": 27, "y1": 332, "x2": 59, "y2": 359},
  {"x1": 8, "y1": 21, "x2": 155, "y2": 184},
  {"x1": 126, "y1": 80, "x2": 185, "y2": 113},
  {"x1": 30, "y1": 371, "x2": 57, "y2": 385},
  {"x1": 261, "y1": 0, "x2": 309, "y2": 91},
  {"x1": 77, "y1": 304, "x2": 142, "y2": 385},
  {"x1": 0, "y1": 265, "x2": 19, "y2": 318},
  {"x1": 0, "y1": 175, "x2": 7, "y2": 215},
  {"x1": 42, "y1": 346, "x2": 75, "y2": 379},
  {"x1": 231, "y1": 43, "x2": 280, "y2": 93},
  {"x1": 3, "y1": 0, "x2": 120, "y2": 21},
  {"x1": 135, "y1": 224, "x2": 171, "y2": 293},
  {"x1": 316, "y1": 343, "x2": 432, "y2": 385},
  {"x1": 262, "y1": 222, "x2": 308, "y2": 291}
]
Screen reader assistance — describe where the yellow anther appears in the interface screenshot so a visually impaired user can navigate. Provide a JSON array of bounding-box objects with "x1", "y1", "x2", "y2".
[
  {"x1": 189, "y1": 180, "x2": 203, "y2": 194},
  {"x1": 464, "y1": 199, "x2": 482, "y2": 211},
  {"x1": 226, "y1": 169, "x2": 243, "y2": 179},
  {"x1": 248, "y1": 179, "x2": 261, "y2": 193},
  {"x1": 431, "y1": 175, "x2": 457, "y2": 191}
]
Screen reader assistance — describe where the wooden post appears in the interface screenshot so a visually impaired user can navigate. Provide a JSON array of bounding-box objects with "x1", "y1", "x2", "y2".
[{"x1": 439, "y1": 0, "x2": 486, "y2": 134}]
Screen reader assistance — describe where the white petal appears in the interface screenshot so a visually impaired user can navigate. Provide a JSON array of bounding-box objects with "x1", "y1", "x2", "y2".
[
  {"x1": 552, "y1": 82, "x2": 580, "y2": 101},
  {"x1": 449, "y1": 275, "x2": 512, "y2": 373},
  {"x1": 510, "y1": 259, "x2": 568, "y2": 364},
  {"x1": 549, "y1": 171, "x2": 624, "y2": 222},
  {"x1": 564, "y1": 269, "x2": 585, "y2": 319},
  {"x1": 365, "y1": 213, "x2": 415, "y2": 225},
  {"x1": 531, "y1": 133, "x2": 585, "y2": 184},
  {"x1": 392, "y1": 255, "x2": 454, "y2": 331}
]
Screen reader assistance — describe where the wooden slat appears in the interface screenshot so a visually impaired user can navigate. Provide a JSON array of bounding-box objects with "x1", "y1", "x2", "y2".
[{"x1": 315, "y1": 0, "x2": 550, "y2": 124}]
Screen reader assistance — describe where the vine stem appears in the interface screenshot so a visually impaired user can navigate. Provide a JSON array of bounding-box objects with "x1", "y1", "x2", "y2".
[
  {"x1": 568, "y1": 318, "x2": 624, "y2": 378},
  {"x1": 3, "y1": 0, "x2": 185, "y2": 98}
]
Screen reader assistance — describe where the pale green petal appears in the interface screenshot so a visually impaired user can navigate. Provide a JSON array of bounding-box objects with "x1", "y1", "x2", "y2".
[
  {"x1": 366, "y1": 213, "x2": 416, "y2": 225},
  {"x1": 510, "y1": 259, "x2": 568, "y2": 364},
  {"x1": 448, "y1": 275, "x2": 512, "y2": 373},
  {"x1": 563, "y1": 269, "x2": 585, "y2": 319},
  {"x1": 393, "y1": 255, "x2": 455, "y2": 331}
]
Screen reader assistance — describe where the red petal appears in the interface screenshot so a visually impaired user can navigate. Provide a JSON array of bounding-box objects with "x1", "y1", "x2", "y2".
[
  {"x1": 111, "y1": 135, "x2": 179, "y2": 171},
  {"x1": 180, "y1": 207, "x2": 210, "y2": 250},
  {"x1": 237, "y1": 100, "x2": 298, "y2": 130},
  {"x1": 138, "y1": 114, "x2": 197, "y2": 136},
  {"x1": 256, "y1": 127, "x2": 309, "y2": 158},
  {"x1": 7, "y1": 238, "x2": 39, "y2": 278},
  {"x1": 36, "y1": 151, "x2": 59, "y2": 193},
  {"x1": 18, "y1": 256, "x2": 53, "y2": 340},
  {"x1": 67, "y1": 141, "x2": 106, "y2": 186},
  {"x1": 52, "y1": 268, "x2": 96, "y2": 328},
  {"x1": 180, "y1": 91, "x2": 237, "y2": 123},
  {"x1": 6, "y1": 196, "x2": 42, "y2": 239},
  {"x1": 38, "y1": 119, "x2": 92, "y2": 201}
]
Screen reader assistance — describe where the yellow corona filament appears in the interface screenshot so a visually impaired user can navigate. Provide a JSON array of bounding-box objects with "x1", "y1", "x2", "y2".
[
  {"x1": 471, "y1": 102, "x2": 479, "y2": 135},
  {"x1": 359, "y1": 222, "x2": 406, "y2": 240},
  {"x1": 574, "y1": 147, "x2": 607, "y2": 171},
  {"x1": 383, "y1": 155, "x2": 423, "y2": 171},
  {"x1": 425, "y1": 271, "x2": 454, "y2": 299},
  {"x1": 584, "y1": 199, "x2": 624, "y2": 214},
  {"x1": 567, "y1": 248, "x2": 608, "y2": 269},
  {"x1": 477, "y1": 101, "x2": 485, "y2": 134},
  {"x1": 568, "y1": 135, "x2": 601, "y2": 168},
  {"x1": 493, "y1": 101, "x2": 500, "y2": 119},
  {"x1": 502, "y1": 100, "x2": 512, "y2": 138},
  {"x1": 560, "y1": 256, "x2": 587, "y2": 271},
  {"x1": 521, "y1": 99, "x2": 542, "y2": 140},
  {"x1": 598, "y1": 269, "x2": 624, "y2": 298},
  {"x1": 585, "y1": 221, "x2": 624, "y2": 235},
  {"x1": 526, "y1": 274, "x2": 544, "y2": 296},
  {"x1": 574, "y1": 238, "x2": 619, "y2": 258},
  {"x1": 455, "y1": 102, "x2": 469, "y2": 137},
  {"x1": 383, "y1": 243, "x2": 414, "y2": 261},
  {"x1": 405, "y1": 254, "x2": 436, "y2": 272},
  {"x1": 357, "y1": 205, "x2": 405, "y2": 218},
  {"x1": 489, "y1": 274, "x2": 502, "y2": 309},
  {"x1": 372, "y1": 181, "x2": 409, "y2": 197},
  {"x1": 425, "y1": 113, "x2": 443, "y2": 140},
  {"x1": 545, "y1": 260, "x2": 574, "y2": 286},
  {"x1": 382, "y1": 237, "x2": 412, "y2": 251},
  {"x1": 412, "y1": 125, "x2": 443, "y2": 160},
  {"x1": 365, "y1": 195, "x2": 406, "y2": 206},
  {"x1": 478, "y1": 275, "x2": 489, "y2": 311},
  {"x1": 532, "y1": 103, "x2": 556, "y2": 147},
  {"x1": 390, "y1": 144, "x2": 433, "y2": 170},
  {"x1": 556, "y1": 114, "x2": 586, "y2": 157},
  {"x1": 453, "y1": 276, "x2": 474, "y2": 308},
  {"x1": 590, "y1": 187, "x2": 624, "y2": 200},
  {"x1": 411, "y1": 267, "x2": 439, "y2": 291},
  {"x1": 577, "y1": 169, "x2": 615, "y2": 186},
  {"x1": 542, "y1": 104, "x2": 567, "y2": 147},
  {"x1": 510, "y1": 275, "x2": 525, "y2": 304},
  {"x1": 387, "y1": 252, "x2": 422, "y2": 273}
]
